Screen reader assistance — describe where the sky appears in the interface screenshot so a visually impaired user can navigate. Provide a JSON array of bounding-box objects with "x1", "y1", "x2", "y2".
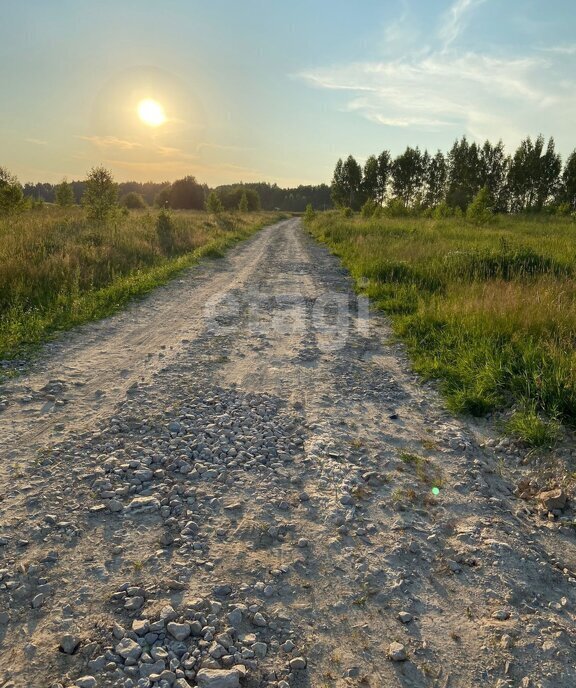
[{"x1": 1, "y1": 0, "x2": 576, "y2": 187}]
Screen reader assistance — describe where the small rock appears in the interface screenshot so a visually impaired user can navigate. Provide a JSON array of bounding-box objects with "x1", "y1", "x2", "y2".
[
  {"x1": 160, "y1": 531, "x2": 175, "y2": 546},
  {"x1": 174, "y1": 680, "x2": 193, "y2": 688},
  {"x1": 213, "y1": 584, "x2": 232, "y2": 597},
  {"x1": 227, "y1": 608, "x2": 243, "y2": 626},
  {"x1": 167, "y1": 621, "x2": 191, "y2": 641},
  {"x1": 252, "y1": 612, "x2": 267, "y2": 627},
  {"x1": 59, "y1": 634, "x2": 80, "y2": 655},
  {"x1": 398, "y1": 612, "x2": 412, "y2": 624},
  {"x1": 252, "y1": 641, "x2": 267, "y2": 658},
  {"x1": 447, "y1": 560, "x2": 462, "y2": 573},
  {"x1": 196, "y1": 668, "x2": 241, "y2": 688},
  {"x1": 538, "y1": 488, "x2": 567, "y2": 511},
  {"x1": 126, "y1": 496, "x2": 160, "y2": 512},
  {"x1": 289, "y1": 657, "x2": 307, "y2": 670},
  {"x1": 492, "y1": 610, "x2": 511, "y2": 621},
  {"x1": 115, "y1": 637, "x2": 142, "y2": 660},
  {"x1": 31, "y1": 593, "x2": 45, "y2": 609},
  {"x1": 124, "y1": 596, "x2": 144, "y2": 611},
  {"x1": 75, "y1": 678, "x2": 97, "y2": 688},
  {"x1": 387, "y1": 642, "x2": 407, "y2": 662}
]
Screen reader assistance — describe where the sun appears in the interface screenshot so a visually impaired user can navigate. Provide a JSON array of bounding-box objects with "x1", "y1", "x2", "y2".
[{"x1": 137, "y1": 98, "x2": 166, "y2": 127}]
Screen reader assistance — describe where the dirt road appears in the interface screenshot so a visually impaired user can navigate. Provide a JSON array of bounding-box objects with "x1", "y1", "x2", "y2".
[{"x1": 1, "y1": 218, "x2": 575, "y2": 688}]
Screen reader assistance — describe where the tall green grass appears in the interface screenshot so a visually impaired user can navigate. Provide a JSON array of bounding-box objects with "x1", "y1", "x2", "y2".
[
  {"x1": 307, "y1": 211, "x2": 576, "y2": 446},
  {"x1": 0, "y1": 206, "x2": 281, "y2": 363}
]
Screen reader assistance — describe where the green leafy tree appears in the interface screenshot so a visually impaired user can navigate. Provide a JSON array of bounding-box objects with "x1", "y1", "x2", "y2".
[
  {"x1": 361, "y1": 198, "x2": 378, "y2": 218},
  {"x1": 376, "y1": 150, "x2": 392, "y2": 205},
  {"x1": 168, "y1": 176, "x2": 205, "y2": 209},
  {"x1": 466, "y1": 186, "x2": 493, "y2": 224},
  {"x1": 205, "y1": 191, "x2": 224, "y2": 213},
  {"x1": 156, "y1": 209, "x2": 176, "y2": 254},
  {"x1": 120, "y1": 191, "x2": 146, "y2": 209},
  {"x1": 154, "y1": 184, "x2": 171, "y2": 208},
  {"x1": 304, "y1": 203, "x2": 316, "y2": 223},
  {"x1": 55, "y1": 178, "x2": 75, "y2": 207},
  {"x1": 562, "y1": 149, "x2": 576, "y2": 210},
  {"x1": 391, "y1": 147, "x2": 426, "y2": 206},
  {"x1": 331, "y1": 158, "x2": 346, "y2": 207},
  {"x1": 507, "y1": 135, "x2": 561, "y2": 212},
  {"x1": 362, "y1": 155, "x2": 379, "y2": 203},
  {"x1": 217, "y1": 187, "x2": 260, "y2": 211},
  {"x1": 331, "y1": 156, "x2": 363, "y2": 210},
  {"x1": 341, "y1": 155, "x2": 363, "y2": 210},
  {"x1": 536, "y1": 137, "x2": 562, "y2": 210},
  {"x1": 0, "y1": 167, "x2": 24, "y2": 214},
  {"x1": 478, "y1": 140, "x2": 508, "y2": 212},
  {"x1": 238, "y1": 190, "x2": 249, "y2": 212},
  {"x1": 446, "y1": 137, "x2": 482, "y2": 210},
  {"x1": 425, "y1": 150, "x2": 448, "y2": 207},
  {"x1": 83, "y1": 166, "x2": 118, "y2": 220}
]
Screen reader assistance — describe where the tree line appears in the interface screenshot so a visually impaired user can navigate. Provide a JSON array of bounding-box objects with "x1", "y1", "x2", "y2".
[
  {"x1": 12, "y1": 175, "x2": 332, "y2": 213},
  {"x1": 331, "y1": 135, "x2": 576, "y2": 214}
]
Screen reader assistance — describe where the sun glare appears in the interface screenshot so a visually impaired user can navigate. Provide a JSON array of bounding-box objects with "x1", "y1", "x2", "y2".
[{"x1": 137, "y1": 98, "x2": 166, "y2": 127}]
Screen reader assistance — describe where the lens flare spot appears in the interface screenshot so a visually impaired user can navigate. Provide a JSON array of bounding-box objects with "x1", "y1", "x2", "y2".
[{"x1": 431, "y1": 487, "x2": 440, "y2": 496}]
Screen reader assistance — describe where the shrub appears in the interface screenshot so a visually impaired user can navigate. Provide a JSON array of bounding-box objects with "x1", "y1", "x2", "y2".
[
  {"x1": 466, "y1": 186, "x2": 493, "y2": 224},
  {"x1": 385, "y1": 197, "x2": 410, "y2": 217},
  {"x1": 205, "y1": 191, "x2": 224, "y2": 214},
  {"x1": 341, "y1": 207, "x2": 353, "y2": 218},
  {"x1": 156, "y1": 209, "x2": 175, "y2": 254},
  {"x1": 55, "y1": 178, "x2": 75, "y2": 207},
  {"x1": 304, "y1": 203, "x2": 316, "y2": 223},
  {"x1": 361, "y1": 199, "x2": 378, "y2": 218},
  {"x1": 433, "y1": 202, "x2": 453, "y2": 219},
  {"x1": 0, "y1": 167, "x2": 24, "y2": 214},
  {"x1": 83, "y1": 167, "x2": 118, "y2": 221},
  {"x1": 154, "y1": 185, "x2": 171, "y2": 208},
  {"x1": 217, "y1": 187, "x2": 260, "y2": 211},
  {"x1": 168, "y1": 176, "x2": 204, "y2": 210},
  {"x1": 120, "y1": 192, "x2": 147, "y2": 209},
  {"x1": 238, "y1": 191, "x2": 249, "y2": 212}
]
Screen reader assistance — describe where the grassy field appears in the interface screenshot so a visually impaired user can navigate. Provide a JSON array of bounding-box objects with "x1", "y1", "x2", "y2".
[
  {"x1": 307, "y1": 211, "x2": 576, "y2": 446},
  {"x1": 0, "y1": 206, "x2": 281, "y2": 364}
]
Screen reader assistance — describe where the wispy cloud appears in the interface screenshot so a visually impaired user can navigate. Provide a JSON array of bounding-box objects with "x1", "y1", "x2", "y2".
[
  {"x1": 76, "y1": 135, "x2": 144, "y2": 150},
  {"x1": 383, "y1": 0, "x2": 424, "y2": 53},
  {"x1": 439, "y1": 0, "x2": 487, "y2": 49},
  {"x1": 25, "y1": 137, "x2": 48, "y2": 146},
  {"x1": 300, "y1": 53, "x2": 550, "y2": 137},
  {"x1": 540, "y1": 44, "x2": 576, "y2": 55},
  {"x1": 299, "y1": 0, "x2": 576, "y2": 150}
]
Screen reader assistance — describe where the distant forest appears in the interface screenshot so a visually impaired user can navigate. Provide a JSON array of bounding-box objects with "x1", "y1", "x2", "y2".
[
  {"x1": 22, "y1": 179, "x2": 333, "y2": 212},
  {"x1": 332, "y1": 135, "x2": 576, "y2": 213}
]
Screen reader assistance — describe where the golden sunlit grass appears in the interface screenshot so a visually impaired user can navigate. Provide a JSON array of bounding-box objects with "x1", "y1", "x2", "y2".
[
  {"x1": 307, "y1": 211, "x2": 576, "y2": 445},
  {"x1": 0, "y1": 206, "x2": 280, "y2": 365}
]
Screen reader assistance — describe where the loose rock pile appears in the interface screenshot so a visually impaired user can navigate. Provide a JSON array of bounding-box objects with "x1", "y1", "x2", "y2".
[{"x1": 63, "y1": 592, "x2": 305, "y2": 687}]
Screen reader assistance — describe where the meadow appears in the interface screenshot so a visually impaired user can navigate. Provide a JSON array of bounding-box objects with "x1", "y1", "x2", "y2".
[
  {"x1": 0, "y1": 206, "x2": 280, "y2": 365},
  {"x1": 307, "y1": 211, "x2": 576, "y2": 446}
]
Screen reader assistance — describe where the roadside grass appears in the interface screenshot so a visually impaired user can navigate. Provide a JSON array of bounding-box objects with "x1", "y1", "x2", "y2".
[
  {"x1": 307, "y1": 211, "x2": 576, "y2": 446},
  {"x1": 0, "y1": 206, "x2": 283, "y2": 365}
]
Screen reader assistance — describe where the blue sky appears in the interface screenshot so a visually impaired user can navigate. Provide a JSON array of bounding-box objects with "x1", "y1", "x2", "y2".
[{"x1": 1, "y1": 0, "x2": 575, "y2": 185}]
